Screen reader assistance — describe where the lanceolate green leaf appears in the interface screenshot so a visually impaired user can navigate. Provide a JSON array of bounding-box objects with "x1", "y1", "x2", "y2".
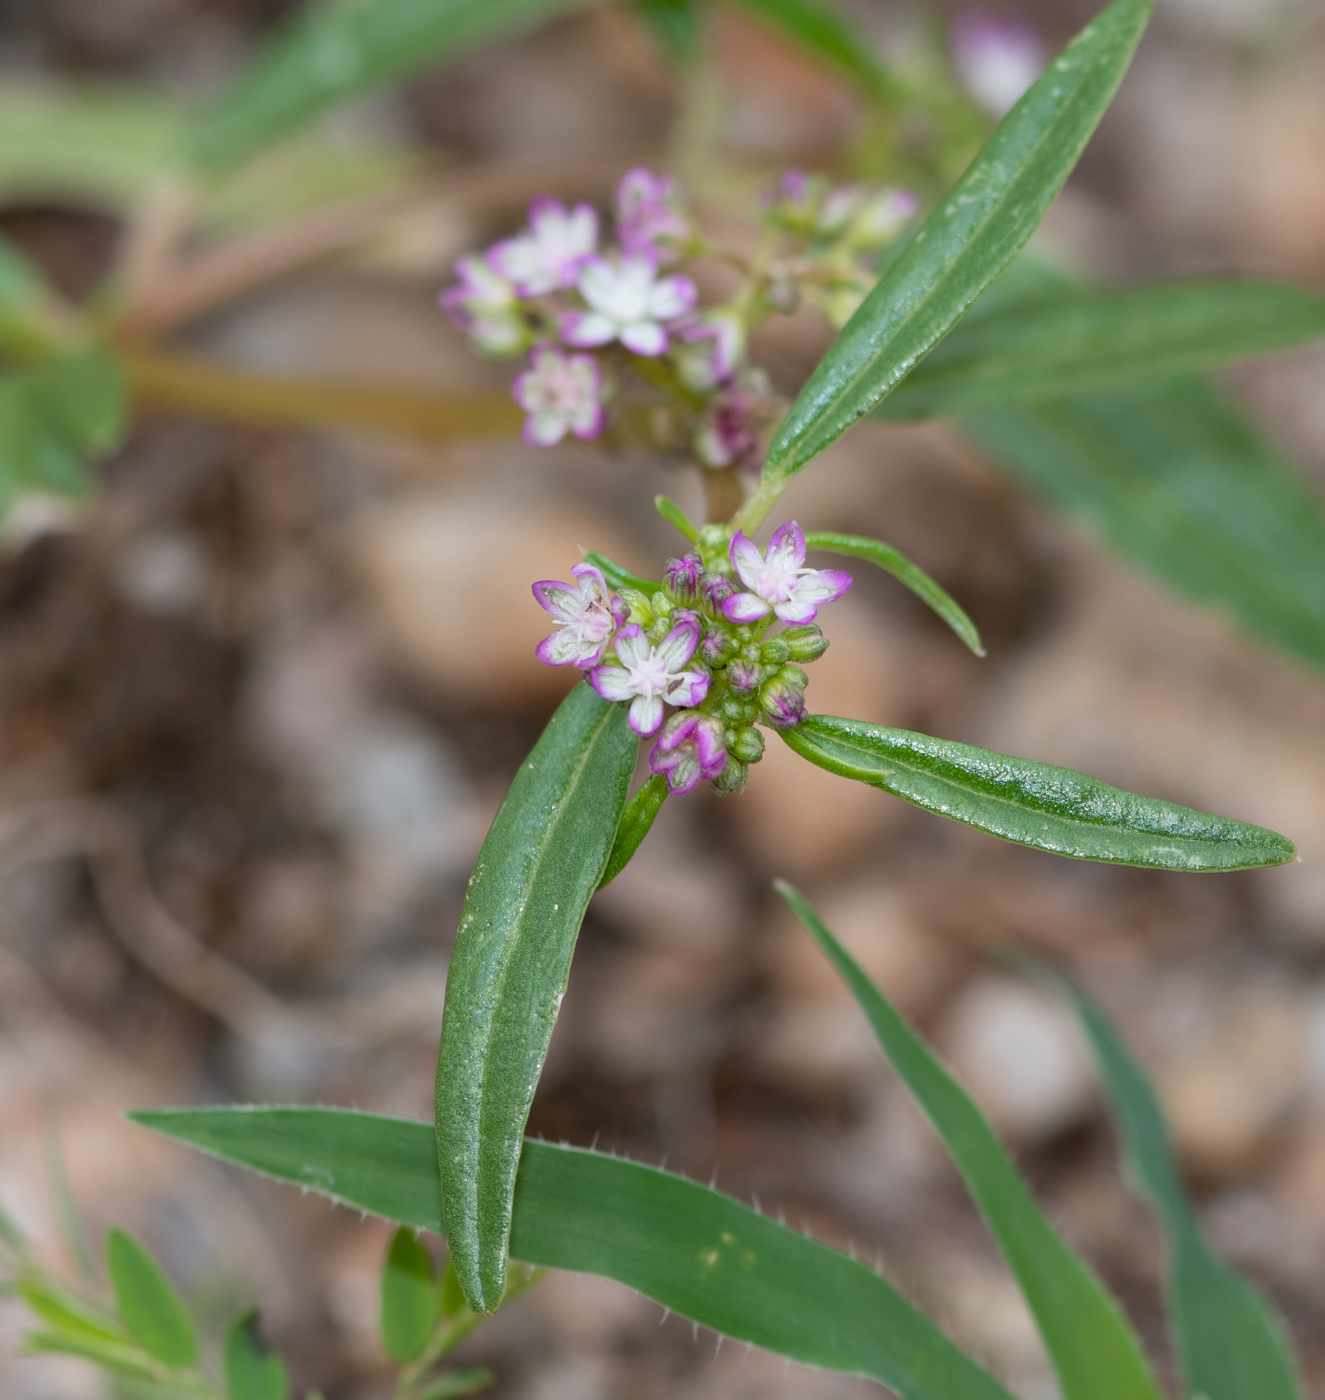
[
  {"x1": 762, "y1": 0, "x2": 1152, "y2": 482},
  {"x1": 878, "y1": 280, "x2": 1325, "y2": 420},
  {"x1": 22, "y1": 1330, "x2": 158, "y2": 1382},
  {"x1": 1057, "y1": 984, "x2": 1303, "y2": 1400},
  {"x1": 963, "y1": 380, "x2": 1325, "y2": 672},
  {"x1": 599, "y1": 773, "x2": 668, "y2": 889},
  {"x1": 105, "y1": 1229, "x2": 198, "y2": 1369},
  {"x1": 803, "y1": 531, "x2": 983, "y2": 655},
  {"x1": 132, "y1": 1107, "x2": 1017, "y2": 1400},
  {"x1": 782, "y1": 715, "x2": 1295, "y2": 870},
  {"x1": 728, "y1": 0, "x2": 893, "y2": 97},
  {"x1": 193, "y1": 0, "x2": 595, "y2": 170},
  {"x1": 777, "y1": 884, "x2": 1161, "y2": 1400},
  {"x1": 582, "y1": 551, "x2": 660, "y2": 596},
  {"x1": 435, "y1": 683, "x2": 636, "y2": 1313},
  {"x1": 381, "y1": 1228, "x2": 438, "y2": 1362},
  {"x1": 225, "y1": 1310, "x2": 289, "y2": 1400}
]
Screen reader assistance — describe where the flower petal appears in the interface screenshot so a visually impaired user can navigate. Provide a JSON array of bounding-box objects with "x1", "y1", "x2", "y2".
[
  {"x1": 561, "y1": 311, "x2": 616, "y2": 347},
  {"x1": 793, "y1": 567, "x2": 853, "y2": 605},
  {"x1": 629, "y1": 694, "x2": 665, "y2": 735},
  {"x1": 620, "y1": 322, "x2": 667, "y2": 356},
  {"x1": 722, "y1": 591, "x2": 772, "y2": 623},
  {"x1": 767, "y1": 520, "x2": 806, "y2": 572},
  {"x1": 728, "y1": 530, "x2": 765, "y2": 590},
  {"x1": 666, "y1": 669, "x2": 710, "y2": 708},
  {"x1": 531, "y1": 580, "x2": 577, "y2": 621},
  {"x1": 591, "y1": 665, "x2": 636, "y2": 702},
  {"x1": 613, "y1": 623, "x2": 649, "y2": 668},
  {"x1": 524, "y1": 409, "x2": 567, "y2": 446},
  {"x1": 649, "y1": 275, "x2": 697, "y2": 321},
  {"x1": 655, "y1": 620, "x2": 699, "y2": 670}
]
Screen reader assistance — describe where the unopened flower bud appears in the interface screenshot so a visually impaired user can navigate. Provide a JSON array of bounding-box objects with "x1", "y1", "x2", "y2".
[
  {"x1": 760, "y1": 637, "x2": 791, "y2": 665},
  {"x1": 720, "y1": 695, "x2": 749, "y2": 723},
  {"x1": 702, "y1": 573, "x2": 735, "y2": 616},
  {"x1": 619, "y1": 587, "x2": 654, "y2": 628},
  {"x1": 731, "y1": 726, "x2": 764, "y2": 763},
  {"x1": 700, "y1": 629, "x2": 735, "y2": 666},
  {"x1": 727, "y1": 660, "x2": 761, "y2": 695},
  {"x1": 781, "y1": 624, "x2": 828, "y2": 662},
  {"x1": 759, "y1": 668, "x2": 807, "y2": 729},
  {"x1": 664, "y1": 551, "x2": 704, "y2": 606},
  {"x1": 709, "y1": 755, "x2": 749, "y2": 795},
  {"x1": 779, "y1": 663, "x2": 809, "y2": 689}
]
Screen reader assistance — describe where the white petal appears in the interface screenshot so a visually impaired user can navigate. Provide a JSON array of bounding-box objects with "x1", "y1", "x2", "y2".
[
  {"x1": 593, "y1": 666, "x2": 636, "y2": 701},
  {"x1": 629, "y1": 694, "x2": 664, "y2": 735},
  {"x1": 621, "y1": 321, "x2": 666, "y2": 356}
]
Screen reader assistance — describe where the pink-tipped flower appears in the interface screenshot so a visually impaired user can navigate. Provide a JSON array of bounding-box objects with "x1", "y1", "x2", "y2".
[
  {"x1": 760, "y1": 668, "x2": 807, "y2": 729},
  {"x1": 488, "y1": 198, "x2": 599, "y2": 297},
  {"x1": 562, "y1": 254, "x2": 697, "y2": 357},
  {"x1": 533, "y1": 563, "x2": 628, "y2": 668},
  {"x1": 648, "y1": 711, "x2": 726, "y2": 795},
  {"x1": 674, "y1": 309, "x2": 746, "y2": 391},
  {"x1": 590, "y1": 620, "x2": 709, "y2": 735},
  {"x1": 951, "y1": 13, "x2": 1045, "y2": 117},
  {"x1": 723, "y1": 521, "x2": 852, "y2": 625},
  {"x1": 440, "y1": 256, "x2": 528, "y2": 356},
  {"x1": 848, "y1": 188, "x2": 919, "y2": 249},
  {"x1": 616, "y1": 168, "x2": 690, "y2": 261},
  {"x1": 693, "y1": 371, "x2": 775, "y2": 472},
  {"x1": 513, "y1": 344, "x2": 604, "y2": 446},
  {"x1": 664, "y1": 551, "x2": 705, "y2": 606}
]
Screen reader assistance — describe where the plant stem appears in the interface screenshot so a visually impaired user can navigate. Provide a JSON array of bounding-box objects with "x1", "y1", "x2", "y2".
[{"x1": 728, "y1": 472, "x2": 786, "y2": 535}]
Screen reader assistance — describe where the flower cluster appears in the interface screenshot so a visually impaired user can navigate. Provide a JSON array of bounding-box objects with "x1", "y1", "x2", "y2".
[
  {"x1": 441, "y1": 167, "x2": 916, "y2": 470},
  {"x1": 532, "y1": 522, "x2": 851, "y2": 795}
]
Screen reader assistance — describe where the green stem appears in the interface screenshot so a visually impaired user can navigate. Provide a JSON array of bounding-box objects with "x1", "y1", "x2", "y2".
[{"x1": 728, "y1": 473, "x2": 786, "y2": 535}]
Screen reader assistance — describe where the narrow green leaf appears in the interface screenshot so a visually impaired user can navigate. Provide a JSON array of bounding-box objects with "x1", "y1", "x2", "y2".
[
  {"x1": 436, "y1": 683, "x2": 636, "y2": 1313},
  {"x1": 598, "y1": 774, "x2": 668, "y2": 889},
  {"x1": 439, "y1": 1256, "x2": 466, "y2": 1317},
  {"x1": 105, "y1": 1228, "x2": 198, "y2": 1369},
  {"x1": 782, "y1": 715, "x2": 1295, "y2": 870},
  {"x1": 963, "y1": 379, "x2": 1325, "y2": 673},
  {"x1": 777, "y1": 884, "x2": 1162, "y2": 1400},
  {"x1": 803, "y1": 530, "x2": 983, "y2": 654},
  {"x1": 193, "y1": 0, "x2": 596, "y2": 170},
  {"x1": 42, "y1": 1115, "x2": 96, "y2": 1280},
  {"x1": 1055, "y1": 982, "x2": 1303, "y2": 1400},
  {"x1": 582, "y1": 551, "x2": 661, "y2": 595},
  {"x1": 417, "y1": 1368, "x2": 495, "y2": 1400},
  {"x1": 225, "y1": 1309, "x2": 289, "y2": 1400},
  {"x1": 727, "y1": 0, "x2": 892, "y2": 96},
  {"x1": 33, "y1": 350, "x2": 129, "y2": 457},
  {"x1": 878, "y1": 281, "x2": 1325, "y2": 420},
  {"x1": 0, "y1": 233, "x2": 48, "y2": 334},
  {"x1": 381, "y1": 1228, "x2": 438, "y2": 1362},
  {"x1": 18, "y1": 1282, "x2": 126, "y2": 1346},
  {"x1": 22, "y1": 1330, "x2": 158, "y2": 1381},
  {"x1": 764, "y1": 0, "x2": 1152, "y2": 481},
  {"x1": 132, "y1": 1107, "x2": 1017, "y2": 1400},
  {"x1": 654, "y1": 494, "x2": 700, "y2": 543}
]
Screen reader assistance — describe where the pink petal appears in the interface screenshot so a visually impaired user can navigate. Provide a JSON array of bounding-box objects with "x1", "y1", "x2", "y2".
[
  {"x1": 649, "y1": 276, "x2": 697, "y2": 320},
  {"x1": 621, "y1": 322, "x2": 667, "y2": 356},
  {"x1": 722, "y1": 591, "x2": 772, "y2": 623},
  {"x1": 629, "y1": 694, "x2": 664, "y2": 735},
  {"x1": 767, "y1": 520, "x2": 806, "y2": 572},
  {"x1": 655, "y1": 621, "x2": 699, "y2": 670},
  {"x1": 613, "y1": 624, "x2": 649, "y2": 667},
  {"x1": 666, "y1": 670, "x2": 709, "y2": 707},
  {"x1": 793, "y1": 567, "x2": 853, "y2": 605},
  {"x1": 728, "y1": 530, "x2": 765, "y2": 590},
  {"x1": 591, "y1": 665, "x2": 636, "y2": 702},
  {"x1": 531, "y1": 580, "x2": 576, "y2": 622},
  {"x1": 561, "y1": 311, "x2": 616, "y2": 347}
]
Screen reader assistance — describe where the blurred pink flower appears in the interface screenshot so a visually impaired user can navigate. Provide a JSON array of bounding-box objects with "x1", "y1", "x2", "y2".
[
  {"x1": 951, "y1": 13, "x2": 1045, "y2": 117},
  {"x1": 513, "y1": 344, "x2": 604, "y2": 446},
  {"x1": 489, "y1": 198, "x2": 599, "y2": 296},
  {"x1": 563, "y1": 254, "x2": 697, "y2": 357}
]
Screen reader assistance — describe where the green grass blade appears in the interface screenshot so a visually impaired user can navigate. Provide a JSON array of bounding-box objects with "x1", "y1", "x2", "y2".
[
  {"x1": 225, "y1": 1309, "x2": 289, "y2": 1400},
  {"x1": 416, "y1": 1368, "x2": 495, "y2": 1400},
  {"x1": 878, "y1": 280, "x2": 1325, "y2": 420},
  {"x1": 436, "y1": 683, "x2": 636, "y2": 1313},
  {"x1": 781, "y1": 715, "x2": 1295, "y2": 870},
  {"x1": 192, "y1": 0, "x2": 595, "y2": 170},
  {"x1": 131, "y1": 1107, "x2": 1017, "y2": 1400},
  {"x1": 728, "y1": 0, "x2": 894, "y2": 97},
  {"x1": 381, "y1": 1228, "x2": 438, "y2": 1362},
  {"x1": 803, "y1": 531, "x2": 984, "y2": 655},
  {"x1": 777, "y1": 883, "x2": 1162, "y2": 1400},
  {"x1": 105, "y1": 1228, "x2": 198, "y2": 1369},
  {"x1": 963, "y1": 380, "x2": 1325, "y2": 673},
  {"x1": 763, "y1": 0, "x2": 1152, "y2": 482},
  {"x1": 22, "y1": 1330, "x2": 158, "y2": 1382},
  {"x1": 18, "y1": 1282, "x2": 127, "y2": 1347},
  {"x1": 1056, "y1": 983, "x2": 1303, "y2": 1400}
]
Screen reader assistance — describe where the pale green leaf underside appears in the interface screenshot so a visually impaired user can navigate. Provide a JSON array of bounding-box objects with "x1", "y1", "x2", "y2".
[
  {"x1": 193, "y1": 0, "x2": 596, "y2": 169},
  {"x1": 778, "y1": 885, "x2": 1161, "y2": 1400},
  {"x1": 764, "y1": 0, "x2": 1152, "y2": 480},
  {"x1": 132, "y1": 1107, "x2": 1016, "y2": 1400},
  {"x1": 963, "y1": 380, "x2": 1325, "y2": 672},
  {"x1": 105, "y1": 1229, "x2": 198, "y2": 1370},
  {"x1": 1058, "y1": 985, "x2": 1303, "y2": 1400},
  {"x1": 878, "y1": 280, "x2": 1325, "y2": 420},
  {"x1": 435, "y1": 683, "x2": 636, "y2": 1312},
  {"x1": 782, "y1": 715, "x2": 1295, "y2": 870},
  {"x1": 803, "y1": 530, "x2": 983, "y2": 655}
]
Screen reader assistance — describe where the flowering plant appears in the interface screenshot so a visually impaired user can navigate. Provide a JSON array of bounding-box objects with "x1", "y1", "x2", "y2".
[{"x1": 7, "y1": 0, "x2": 1320, "y2": 1397}]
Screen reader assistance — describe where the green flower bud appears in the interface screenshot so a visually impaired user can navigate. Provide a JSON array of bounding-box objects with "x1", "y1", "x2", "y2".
[
  {"x1": 619, "y1": 588, "x2": 654, "y2": 628},
  {"x1": 760, "y1": 636, "x2": 791, "y2": 665},
  {"x1": 781, "y1": 625, "x2": 828, "y2": 662},
  {"x1": 710, "y1": 756, "x2": 749, "y2": 796},
  {"x1": 731, "y1": 726, "x2": 765, "y2": 763}
]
